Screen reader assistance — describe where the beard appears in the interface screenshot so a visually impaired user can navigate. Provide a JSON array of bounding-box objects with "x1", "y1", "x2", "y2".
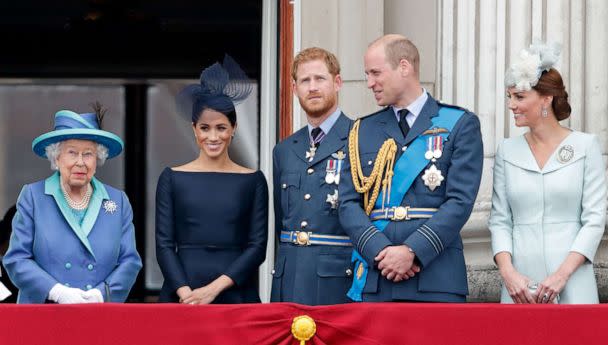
[{"x1": 298, "y1": 92, "x2": 338, "y2": 118}]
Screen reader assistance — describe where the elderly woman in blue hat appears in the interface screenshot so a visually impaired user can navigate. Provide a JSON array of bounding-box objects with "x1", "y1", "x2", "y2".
[{"x1": 2, "y1": 105, "x2": 142, "y2": 304}]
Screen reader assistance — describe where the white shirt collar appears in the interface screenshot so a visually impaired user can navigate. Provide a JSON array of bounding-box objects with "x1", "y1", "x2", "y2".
[{"x1": 392, "y1": 88, "x2": 428, "y2": 126}]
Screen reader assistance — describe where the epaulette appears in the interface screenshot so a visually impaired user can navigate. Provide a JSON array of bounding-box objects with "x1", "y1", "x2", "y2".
[
  {"x1": 355, "y1": 106, "x2": 390, "y2": 122},
  {"x1": 436, "y1": 100, "x2": 470, "y2": 113}
]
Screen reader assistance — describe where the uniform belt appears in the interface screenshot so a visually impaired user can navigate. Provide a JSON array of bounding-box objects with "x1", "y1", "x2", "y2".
[
  {"x1": 280, "y1": 230, "x2": 352, "y2": 247},
  {"x1": 369, "y1": 206, "x2": 438, "y2": 221}
]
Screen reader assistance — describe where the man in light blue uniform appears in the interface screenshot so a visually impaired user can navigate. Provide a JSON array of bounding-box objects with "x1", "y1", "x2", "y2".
[
  {"x1": 339, "y1": 35, "x2": 483, "y2": 302},
  {"x1": 271, "y1": 47, "x2": 354, "y2": 305}
]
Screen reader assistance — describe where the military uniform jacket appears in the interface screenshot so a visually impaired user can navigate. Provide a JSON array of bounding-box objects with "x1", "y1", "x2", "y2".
[
  {"x1": 339, "y1": 95, "x2": 483, "y2": 302},
  {"x1": 271, "y1": 113, "x2": 354, "y2": 305}
]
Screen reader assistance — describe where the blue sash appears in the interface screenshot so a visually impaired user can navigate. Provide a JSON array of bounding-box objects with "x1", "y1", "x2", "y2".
[{"x1": 347, "y1": 106, "x2": 465, "y2": 301}]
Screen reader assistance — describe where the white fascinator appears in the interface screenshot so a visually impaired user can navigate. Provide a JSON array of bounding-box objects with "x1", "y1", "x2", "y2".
[{"x1": 505, "y1": 41, "x2": 561, "y2": 91}]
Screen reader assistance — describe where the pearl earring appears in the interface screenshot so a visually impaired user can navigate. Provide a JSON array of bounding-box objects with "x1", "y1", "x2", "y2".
[{"x1": 541, "y1": 107, "x2": 548, "y2": 118}]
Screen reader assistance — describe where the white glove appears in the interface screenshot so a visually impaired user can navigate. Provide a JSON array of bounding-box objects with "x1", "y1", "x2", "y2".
[
  {"x1": 0, "y1": 282, "x2": 11, "y2": 301},
  {"x1": 48, "y1": 283, "x2": 88, "y2": 304},
  {"x1": 82, "y1": 288, "x2": 104, "y2": 303}
]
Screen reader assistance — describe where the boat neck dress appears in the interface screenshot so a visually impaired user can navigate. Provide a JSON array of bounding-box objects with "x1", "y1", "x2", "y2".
[{"x1": 155, "y1": 168, "x2": 268, "y2": 303}]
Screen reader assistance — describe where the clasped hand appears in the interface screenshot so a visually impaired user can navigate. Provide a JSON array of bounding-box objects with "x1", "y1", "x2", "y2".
[
  {"x1": 177, "y1": 285, "x2": 219, "y2": 305},
  {"x1": 375, "y1": 245, "x2": 420, "y2": 282},
  {"x1": 49, "y1": 283, "x2": 103, "y2": 304}
]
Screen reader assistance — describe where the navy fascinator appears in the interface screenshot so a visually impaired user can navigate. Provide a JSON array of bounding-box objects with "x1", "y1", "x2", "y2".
[{"x1": 176, "y1": 55, "x2": 253, "y2": 125}]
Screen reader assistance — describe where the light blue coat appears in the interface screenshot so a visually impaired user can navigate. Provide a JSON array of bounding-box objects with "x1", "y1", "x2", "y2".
[
  {"x1": 2, "y1": 172, "x2": 142, "y2": 303},
  {"x1": 489, "y1": 131, "x2": 607, "y2": 303}
]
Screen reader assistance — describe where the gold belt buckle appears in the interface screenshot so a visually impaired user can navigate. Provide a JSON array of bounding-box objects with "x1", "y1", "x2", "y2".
[
  {"x1": 391, "y1": 206, "x2": 410, "y2": 221},
  {"x1": 294, "y1": 231, "x2": 312, "y2": 246}
]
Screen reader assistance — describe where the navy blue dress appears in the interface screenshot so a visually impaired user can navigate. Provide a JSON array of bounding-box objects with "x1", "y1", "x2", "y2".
[{"x1": 155, "y1": 168, "x2": 268, "y2": 303}]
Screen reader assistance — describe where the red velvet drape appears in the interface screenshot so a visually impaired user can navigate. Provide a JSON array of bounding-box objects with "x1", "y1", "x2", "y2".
[{"x1": 1, "y1": 302, "x2": 606, "y2": 345}]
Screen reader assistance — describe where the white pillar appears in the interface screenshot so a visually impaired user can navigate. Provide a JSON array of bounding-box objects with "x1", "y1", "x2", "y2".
[
  {"x1": 478, "y1": 0, "x2": 498, "y2": 153},
  {"x1": 585, "y1": 0, "x2": 608, "y2": 152},
  {"x1": 568, "y1": 0, "x2": 585, "y2": 132},
  {"x1": 507, "y1": 0, "x2": 532, "y2": 137},
  {"x1": 258, "y1": 0, "x2": 278, "y2": 303},
  {"x1": 439, "y1": 0, "x2": 454, "y2": 103},
  {"x1": 455, "y1": 0, "x2": 476, "y2": 110}
]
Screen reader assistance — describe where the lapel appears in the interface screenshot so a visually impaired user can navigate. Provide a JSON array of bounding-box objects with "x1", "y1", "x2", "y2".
[
  {"x1": 81, "y1": 177, "x2": 109, "y2": 242},
  {"x1": 502, "y1": 136, "x2": 540, "y2": 172},
  {"x1": 403, "y1": 95, "x2": 438, "y2": 145},
  {"x1": 502, "y1": 132, "x2": 585, "y2": 174},
  {"x1": 309, "y1": 113, "x2": 350, "y2": 166},
  {"x1": 288, "y1": 127, "x2": 312, "y2": 164},
  {"x1": 377, "y1": 107, "x2": 405, "y2": 147},
  {"x1": 541, "y1": 131, "x2": 585, "y2": 174},
  {"x1": 44, "y1": 173, "x2": 109, "y2": 259},
  {"x1": 45, "y1": 172, "x2": 95, "y2": 257}
]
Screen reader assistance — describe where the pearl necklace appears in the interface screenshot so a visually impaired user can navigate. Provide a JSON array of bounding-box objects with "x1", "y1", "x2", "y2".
[{"x1": 61, "y1": 183, "x2": 92, "y2": 210}]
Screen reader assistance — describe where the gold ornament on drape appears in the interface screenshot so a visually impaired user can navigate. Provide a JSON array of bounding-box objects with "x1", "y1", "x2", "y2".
[{"x1": 291, "y1": 315, "x2": 316, "y2": 345}]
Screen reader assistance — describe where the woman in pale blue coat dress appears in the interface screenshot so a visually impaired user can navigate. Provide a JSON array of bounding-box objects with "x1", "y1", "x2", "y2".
[
  {"x1": 489, "y1": 42, "x2": 606, "y2": 304},
  {"x1": 2, "y1": 105, "x2": 142, "y2": 303}
]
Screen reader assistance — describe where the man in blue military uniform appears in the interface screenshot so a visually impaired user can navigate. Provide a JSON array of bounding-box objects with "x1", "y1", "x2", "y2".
[
  {"x1": 271, "y1": 47, "x2": 354, "y2": 305},
  {"x1": 339, "y1": 34, "x2": 483, "y2": 302}
]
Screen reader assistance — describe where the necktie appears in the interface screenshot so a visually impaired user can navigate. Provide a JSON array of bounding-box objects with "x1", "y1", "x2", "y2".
[
  {"x1": 399, "y1": 109, "x2": 410, "y2": 138},
  {"x1": 310, "y1": 127, "x2": 324, "y2": 147}
]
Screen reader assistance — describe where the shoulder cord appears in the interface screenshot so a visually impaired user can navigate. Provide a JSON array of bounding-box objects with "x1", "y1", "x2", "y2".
[{"x1": 348, "y1": 119, "x2": 397, "y2": 215}]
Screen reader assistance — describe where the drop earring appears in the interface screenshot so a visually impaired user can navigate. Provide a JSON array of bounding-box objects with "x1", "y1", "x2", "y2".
[{"x1": 541, "y1": 107, "x2": 548, "y2": 118}]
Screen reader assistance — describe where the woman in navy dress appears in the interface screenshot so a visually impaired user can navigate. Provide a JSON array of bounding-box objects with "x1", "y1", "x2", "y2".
[{"x1": 155, "y1": 56, "x2": 268, "y2": 304}]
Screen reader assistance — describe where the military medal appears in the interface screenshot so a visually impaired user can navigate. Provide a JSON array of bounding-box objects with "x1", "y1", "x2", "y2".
[
  {"x1": 325, "y1": 160, "x2": 336, "y2": 184},
  {"x1": 305, "y1": 146, "x2": 316, "y2": 162},
  {"x1": 334, "y1": 159, "x2": 342, "y2": 185},
  {"x1": 424, "y1": 137, "x2": 434, "y2": 160},
  {"x1": 432, "y1": 136, "x2": 443, "y2": 159},
  {"x1": 326, "y1": 189, "x2": 339, "y2": 209},
  {"x1": 422, "y1": 135, "x2": 445, "y2": 191},
  {"x1": 422, "y1": 164, "x2": 444, "y2": 191},
  {"x1": 426, "y1": 136, "x2": 444, "y2": 161},
  {"x1": 329, "y1": 150, "x2": 346, "y2": 185},
  {"x1": 557, "y1": 145, "x2": 574, "y2": 163}
]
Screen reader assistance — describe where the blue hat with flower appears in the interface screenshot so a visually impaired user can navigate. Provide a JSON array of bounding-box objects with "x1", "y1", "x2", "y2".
[{"x1": 32, "y1": 107, "x2": 124, "y2": 159}]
